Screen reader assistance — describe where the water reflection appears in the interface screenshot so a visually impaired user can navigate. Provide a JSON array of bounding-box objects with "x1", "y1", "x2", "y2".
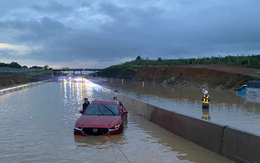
[
  {"x1": 74, "y1": 135, "x2": 111, "y2": 148},
  {"x1": 202, "y1": 109, "x2": 211, "y2": 121},
  {"x1": 0, "y1": 81, "x2": 234, "y2": 163},
  {"x1": 63, "y1": 81, "x2": 67, "y2": 99}
]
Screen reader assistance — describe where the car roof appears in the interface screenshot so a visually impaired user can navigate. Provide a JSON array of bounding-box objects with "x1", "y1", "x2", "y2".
[
  {"x1": 247, "y1": 81, "x2": 260, "y2": 88},
  {"x1": 91, "y1": 100, "x2": 119, "y2": 105}
]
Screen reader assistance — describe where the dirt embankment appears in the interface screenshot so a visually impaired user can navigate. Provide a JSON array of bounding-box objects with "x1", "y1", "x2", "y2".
[
  {"x1": 134, "y1": 67, "x2": 257, "y2": 90},
  {"x1": 0, "y1": 73, "x2": 54, "y2": 89},
  {"x1": 0, "y1": 73, "x2": 29, "y2": 88},
  {"x1": 97, "y1": 65, "x2": 260, "y2": 90},
  {"x1": 96, "y1": 68, "x2": 136, "y2": 79},
  {"x1": 181, "y1": 64, "x2": 260, "y2": 78}
]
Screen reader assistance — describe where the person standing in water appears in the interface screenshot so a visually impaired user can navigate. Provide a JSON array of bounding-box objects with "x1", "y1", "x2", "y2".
[
  {"x1": 113, "y1": 97, "x2": 118, "y2": 100},
  {"x1": 82, "y1": 98, "x2": 90, "y2": 111},
  {"x1": 202, "y1": 90, "x2": 211, "y2": 109}
]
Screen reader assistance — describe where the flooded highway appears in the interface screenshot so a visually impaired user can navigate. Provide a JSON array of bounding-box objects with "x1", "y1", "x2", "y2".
[
  {"x1": 0, "y1": 81, "x2": 233, "y2": 163},
  {"x1": 91, "y1": 78, "x2": 260, "y2": 135}
]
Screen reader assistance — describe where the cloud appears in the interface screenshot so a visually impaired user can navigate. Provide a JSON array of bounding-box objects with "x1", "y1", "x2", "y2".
[
  {"x1": 0, "y1": 43, "x2": 39, "y2": 56},
  {"x1": 1, "y1": 0, "x2": 260, "y2": 68},
  {"x1": 30, "y1": 1, "x2": 73, "y2": 17}
]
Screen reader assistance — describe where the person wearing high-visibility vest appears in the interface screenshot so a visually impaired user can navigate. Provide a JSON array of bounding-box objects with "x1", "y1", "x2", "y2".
[{"x1": 202, "y1": 90, "x2": 211, "y2": 109}]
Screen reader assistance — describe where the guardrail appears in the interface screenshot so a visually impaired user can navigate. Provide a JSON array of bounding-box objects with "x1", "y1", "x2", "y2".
[
  {"x1": 0, "y1": 80, "x2": 50, "y2": 95},
  {"x1": 0, "y1": 67, "x2": 43, "y2": 73}
]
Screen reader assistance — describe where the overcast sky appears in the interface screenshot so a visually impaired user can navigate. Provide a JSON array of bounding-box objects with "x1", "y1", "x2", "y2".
[{"x1": 0, "y1": 0, "x2": 260, "y2": 68}]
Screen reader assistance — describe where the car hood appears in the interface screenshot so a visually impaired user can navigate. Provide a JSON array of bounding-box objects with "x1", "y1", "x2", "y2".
[{"x1": 76, "y1": 115, "x2": 121, "y2": 128}]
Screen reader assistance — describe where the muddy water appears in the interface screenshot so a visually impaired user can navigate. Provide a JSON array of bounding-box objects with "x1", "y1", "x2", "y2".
[
  {"x1": 91, "y1": 78, "x2": 260, "y2": 135},
  {"x1": 0, "y1": 82, "x2": 233, "y2": 163}
]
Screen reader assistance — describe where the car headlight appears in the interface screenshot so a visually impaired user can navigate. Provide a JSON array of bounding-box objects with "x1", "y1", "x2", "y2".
[
  {"x1": 74, "y1": 124, "x2": 82, "y2": 130},
  {"x1": 109, "y1": 124, "x2": 120, "y2": 130}
]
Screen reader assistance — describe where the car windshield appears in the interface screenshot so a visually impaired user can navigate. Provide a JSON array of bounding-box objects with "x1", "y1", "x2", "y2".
[{"x1": 84, "y1": 104, "x2": 119, "y2": 116}]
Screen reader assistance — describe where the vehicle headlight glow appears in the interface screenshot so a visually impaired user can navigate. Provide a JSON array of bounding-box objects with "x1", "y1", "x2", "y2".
[
  {"x1": 74, "y1": 125, "x2": 82, "y2": 130},
  {"x1": 109, "y1": 124, "x2": 120, "y2": 130},
  {"x1": 74, "y1": 77, "x2": 85, "y2": 82}
]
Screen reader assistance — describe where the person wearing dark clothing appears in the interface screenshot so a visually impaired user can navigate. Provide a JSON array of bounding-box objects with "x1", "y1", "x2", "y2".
[
  {"x1": 82, "y1": 98, "x2": 90, "y2": 111},
  {"x1": 113, "y1": 97, "x2": 124, "y2": 114},
  {"x1": 113, "y1": 96, "x2": 118, "y2": 100}
]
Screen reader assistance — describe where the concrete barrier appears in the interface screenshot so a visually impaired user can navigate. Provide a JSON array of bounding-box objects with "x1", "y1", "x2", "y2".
[
  {"x1": 118, "y1": 94, "x2": 225, "y2": 154},
  {"x1": 150, "y1": 107, "x2": 225, "y2": 155},
  {"x1": 222, "y1": 126, "x2": 260, "y2": 163},
  {"x1": 115, "y1": 93, "x2": 260, "y2": 162}
]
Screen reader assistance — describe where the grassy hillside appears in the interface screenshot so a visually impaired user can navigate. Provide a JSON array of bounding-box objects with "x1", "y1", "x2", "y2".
[
  {"x1": 25, "y1": 70, "x2": 54, "y2": 79},
  {"x1": 109, "y1": 55, "x2": 260, "y2": 70}
]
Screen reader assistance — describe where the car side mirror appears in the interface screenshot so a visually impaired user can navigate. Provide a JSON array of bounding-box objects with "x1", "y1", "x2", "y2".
[
  {"x1": 79, "y1": 110, "x2": 83, "y2": 114},
  {"x1": 123, "y1": 110, "x2": 128, "y2": 114}
]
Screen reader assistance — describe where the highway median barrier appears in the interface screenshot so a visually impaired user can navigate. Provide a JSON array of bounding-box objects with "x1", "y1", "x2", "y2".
[
  {"x1": 222, "y1": 126, "x2": 260, "y2": 163},
  {"x1": 115, "y1": 92, "x2": 260, "y2": 163}
]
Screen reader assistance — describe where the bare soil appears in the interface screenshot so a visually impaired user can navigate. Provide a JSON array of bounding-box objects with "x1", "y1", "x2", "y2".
[
  {"x1": 181, "y1": 64, "x2": 260, "y2": 77},
  {"x1": 0, "y1": 73, "x2": 54, "y2": 89},
  {"x1": 94, "y1": 64, "x2": 260, "y2": 91},
  {"x1": 0, "y1": 73, "x2": 29, "y2": 88},
  {"x1": 134, "y1": 66, "x2": 259, "y2": 90}
]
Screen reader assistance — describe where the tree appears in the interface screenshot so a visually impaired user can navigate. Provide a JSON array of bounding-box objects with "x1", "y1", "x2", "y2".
[
  {"x1": 30, "y1": 66, "x2": 43, "y2": 69},
  {"x1": 22, "y1": 66, "x2": 28, "y2": 68},
  {"x1": 9, "y1": 62, "x2": 22, "y2": 68},
  {"x1": 0, "y1": 62, "x2": 8, "y2": 67},
  {"x1": 135, "y1": 56, "x2": 142, "y2": 61},
  {"x1": 43, "y1": 65, "x2": 49, "y2": 71},
  {"x1": 157, "y1": 57, "x2": 162, "y2": 62}
]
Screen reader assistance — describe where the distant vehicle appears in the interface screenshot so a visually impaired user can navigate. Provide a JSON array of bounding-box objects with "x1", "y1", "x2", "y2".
[
  {"x1": 58, "y1": 76, "x2": 67, "y2": 82},
  {"x1": 74, "y1": 100, "x2": 128, "y2": 136},
  {"x1": 237, "y1": 81, "x2": 260, "y2": 95},
  {"x1": 71, "y1": 74, "x2": 85, "y2": 82}
]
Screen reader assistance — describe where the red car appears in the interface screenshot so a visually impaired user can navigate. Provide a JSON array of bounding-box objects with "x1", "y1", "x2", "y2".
[{"x1": 74, "y1": 100, "x2": 128, "y2": 136}]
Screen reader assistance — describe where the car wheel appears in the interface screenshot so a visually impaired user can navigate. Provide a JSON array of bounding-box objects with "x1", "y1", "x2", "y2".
[{"x1": 120, "y1": 123, "x2": 124, "y2": 133}]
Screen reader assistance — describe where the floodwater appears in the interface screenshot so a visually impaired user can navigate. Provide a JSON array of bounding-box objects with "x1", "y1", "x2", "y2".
[
  {"x1": 0, "y1": 81, "x2": 233, "y2": 163},
  {"x1": 91, "y1": 77, "x2": 260, "y2": 135}
]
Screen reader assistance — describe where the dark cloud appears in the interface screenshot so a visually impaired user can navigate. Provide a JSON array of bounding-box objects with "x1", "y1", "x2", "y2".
[
  {"x1": 1, "y1": 0, "x2": 260, "y2": 67},
  {"x1": 31, "y1": 1, "x2": 73, "y2": 14}
]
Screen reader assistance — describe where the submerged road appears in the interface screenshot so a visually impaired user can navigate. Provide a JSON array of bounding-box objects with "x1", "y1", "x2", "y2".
[
  {"x1": 0, "y1": 81, "x2": 233, "y2": 163},
  {"x1": 92, "y1": 78, "x2": 260, "y2": 135}
]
